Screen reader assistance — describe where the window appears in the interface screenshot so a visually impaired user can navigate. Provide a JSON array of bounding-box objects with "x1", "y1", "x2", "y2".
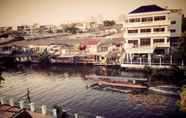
[
  {"x1": 171, "y1": 21, "x2": 176, "y2": 24},
  {"x1": 170, "y1": 29, "x2": 176, "y2": 33},
  {"x1": 153, "y1": 28, "x2": 165, "y2": 32},
  {"x1": 140, "y1": 28, "x2": 151, "y2": 33},
  {"x1": 154, "y1": 16, "x2": 166, "y2": 21},
  {"x1": 140, "y1": 38, "x2": 151, "y2": 46},
  {"x1": 153, "y1": 39, "x2": 164, "y2": 43},
  {"x1": 129, "y1": 18, "x2": 140, "y2": 23},
  {"x1": 128, "y1": 29, "x2": 138, "y2": 33},
  {"x1": 142, "y1": 17, "x2": 153, "y2": 22},
  {"x1": 128, "y1": 40, "x2": 138, "y2": 46}
]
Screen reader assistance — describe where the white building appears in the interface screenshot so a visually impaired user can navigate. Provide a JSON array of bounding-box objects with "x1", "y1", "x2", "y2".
[{"x1": 123, "y1": 5, "x2": 182, "y2": 63}]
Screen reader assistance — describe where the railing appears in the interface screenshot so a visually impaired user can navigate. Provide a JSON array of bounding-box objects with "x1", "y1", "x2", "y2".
[
  {"x1": 123, "y1": 56, "x2": 185, "y2": 68},
  {"x1": 0, "y1": 95, "x2": 105, "y2": 118}
]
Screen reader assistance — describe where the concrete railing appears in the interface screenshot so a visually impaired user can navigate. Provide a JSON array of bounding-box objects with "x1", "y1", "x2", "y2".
[{"x1": 0, "y1": 96, "x2": 105, "y2": 118}]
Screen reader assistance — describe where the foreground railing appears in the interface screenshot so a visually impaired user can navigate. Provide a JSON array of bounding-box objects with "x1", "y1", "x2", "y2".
[{"x1": 0, "y1": 95, "x2": 105, "y2": 118}]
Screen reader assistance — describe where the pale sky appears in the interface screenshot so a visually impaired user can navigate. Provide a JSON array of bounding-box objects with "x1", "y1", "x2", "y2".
[{"x1": 0, "y1": 0, "x2": 186, "y2": 26}]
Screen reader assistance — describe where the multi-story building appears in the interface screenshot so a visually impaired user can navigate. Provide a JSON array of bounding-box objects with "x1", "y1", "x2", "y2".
[{"x1": 123, "y1": 5, "x2": 182, "y2": 63}]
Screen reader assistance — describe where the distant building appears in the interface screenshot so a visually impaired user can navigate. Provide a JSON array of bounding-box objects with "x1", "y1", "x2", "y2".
[
  {"x1": 0, "y1": 26, "x2": 14, "y2": 33},
  {"x1": 80, "y1": 37, "x2": 103, "y2": 55},
  {"x1": 123, "y1": 5, "x2": 183, "y2": 62},
  {"x1": 39, "y1": 25, "x2": 57, "y2": 33},
  {"x1": 17, "y1": 25, "x2": 33, "y2": 35}
]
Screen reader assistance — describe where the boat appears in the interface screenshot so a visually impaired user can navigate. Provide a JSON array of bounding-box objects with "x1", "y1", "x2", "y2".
[
  {"x1": 149, "y1": 86, "x2": 179, "y2": 96},
  {"x1": 97, "y1": 80, "x2": 148, "y2": 89}
]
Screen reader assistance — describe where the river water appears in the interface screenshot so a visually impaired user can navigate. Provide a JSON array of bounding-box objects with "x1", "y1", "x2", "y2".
[{"x1": 0, "y1": 64, "x2": 184, "y2": 118}]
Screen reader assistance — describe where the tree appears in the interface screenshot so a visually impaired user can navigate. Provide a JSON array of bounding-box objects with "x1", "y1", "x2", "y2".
[
  {"x1": 103, "y1": 20, "x2": 116, "y2": 27},
  {"x1": 64, "y1": 25, "x2": 80, "y2": 34},
  {"x1": 179, "y1": 86, "x2": 186, "y2": 112},
  {"x1": 176, "y1": 37, "x2": 186, "y2": 63}
]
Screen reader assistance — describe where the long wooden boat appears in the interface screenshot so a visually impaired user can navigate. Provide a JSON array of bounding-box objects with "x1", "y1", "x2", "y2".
[{"x1": 97, "y1": 80, "x2": 148, "y2": 89}]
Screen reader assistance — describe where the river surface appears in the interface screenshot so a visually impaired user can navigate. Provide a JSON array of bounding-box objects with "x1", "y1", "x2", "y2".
[{"x1": 0, "y1": 64, "x2": 184, "y2": 118}]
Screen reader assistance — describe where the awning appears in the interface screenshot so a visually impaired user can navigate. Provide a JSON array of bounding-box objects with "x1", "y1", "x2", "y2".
[{"x1": 125, "y1": 46, "x2": 155, "y2": 54}]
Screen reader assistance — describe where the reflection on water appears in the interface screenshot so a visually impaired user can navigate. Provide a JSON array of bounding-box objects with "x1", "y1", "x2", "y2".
[{"x1": 0, "y1": 64, "x2": 184, "y2": 118}]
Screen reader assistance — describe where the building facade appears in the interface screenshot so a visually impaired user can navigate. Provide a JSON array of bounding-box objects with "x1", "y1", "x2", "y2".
[{"x1": 123, "y1": 5, "x2": 182, "y2": 63}]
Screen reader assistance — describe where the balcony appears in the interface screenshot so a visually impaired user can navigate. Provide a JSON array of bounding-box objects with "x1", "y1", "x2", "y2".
[
  {"x1": 126, "y1": 20, "x2": 170, "y2": 28},
  {"x1": 124, "y1": 32, "x2": 171, "y2": 38}
]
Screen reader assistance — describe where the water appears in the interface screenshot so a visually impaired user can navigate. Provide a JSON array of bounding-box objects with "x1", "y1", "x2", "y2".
[{"x1": 0, "y1": 64, "x2": 184, "y2": 118}]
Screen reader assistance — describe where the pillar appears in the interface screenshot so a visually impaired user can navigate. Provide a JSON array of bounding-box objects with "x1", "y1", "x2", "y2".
[
  {"x1": 0, "y1": 97, "x2": 5, "y2": 104},
  {"x1": 41, "y1": 105, "x2": 47, "y2": 115},
  {"x1": 170, "y1": 55, "x2": 172, "y2": 65},
  {"x1": 19, "y1": 100, "x2": 25, "y2": 109},
  {"x1": 159, "y1": 57, "x2": 162, "y2": 67},
  {"x1": 132, "y1": 80, "x2": 136, "y2": 84},
  {"x1": 126, "y1": 54, "x2": 129, "y2": 63},
  {"x1": 74, "y1": 113, "x2": 79, "y2": 118},
  {"x1": 30, "y1": 103, "x2": 35, "y2": 112},
  {"x1": 148, "y1": 54, "x2": 151, "y2": 66},
  {"x1": 181, "y1": 60, "x2": 184, "y2": 68},
  {"x1": 52, "y1": 108, "x2": 57, "y2": 118},
  {"x1": 9, "y1": 98, "x2": 14, "y2": 106},
  {"x1": 130, "y1": 53, "x2": 132, "y2": 64},
  {"x1": 150, "y1": 38, "x2": 153, "y2": 47},
  {"x1": 139, "y1": 58, "x2": 142, "y2": 65}
]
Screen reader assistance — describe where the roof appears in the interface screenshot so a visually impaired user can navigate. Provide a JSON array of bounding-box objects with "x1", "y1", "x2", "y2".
[
  {"x1": 129, "y1": 5, "x2": 166, "y2": 14},
  {"x1": 81, "y1": 37, "x2": 103, "y2": 45}
]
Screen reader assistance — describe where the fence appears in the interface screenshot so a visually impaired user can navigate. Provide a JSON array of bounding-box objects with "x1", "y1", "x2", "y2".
[{"x1": 0, "y1": 95, "x2": 105, "y2": 118}]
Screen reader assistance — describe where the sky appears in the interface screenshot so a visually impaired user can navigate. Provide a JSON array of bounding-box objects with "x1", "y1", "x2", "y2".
[{"x1": 0, "y1": 0, "x2": 186, "y2": 26}]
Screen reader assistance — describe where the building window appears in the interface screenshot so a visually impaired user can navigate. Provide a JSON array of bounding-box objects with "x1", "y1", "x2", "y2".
[
  {"x1": 154, "y1": 16, "x2": 166, "y2": 21},
  {"x1": 153, "y1": 39, "x2": 164, "y2": 43},
  {"x1": 128, "y1": 29, "x2": 138, "y2": 33},
  {"x1": 141, "y1": 17, "x2": 153, "y2": 22},
  {"x1": 129, "y1": 18, "x2": 140, "y2": 23},
  {"x1": 140, "y1": 28, "x2": 151, "y2": 33},
  {"x1": 153, "y1": 28, "x2": 165, "y2": 32},
  {"x1": 128, "y1": 40, "x2": 138, "y2": 46},
  {"x1": 171, "y1": 21, "x2": 176, "y2": 24},
  {"x1": 140, "y1": 38, "x2": 151, "y2": 46},
  {"x1": 170, "y1": 29, "x2": 176, "y2": 33}
]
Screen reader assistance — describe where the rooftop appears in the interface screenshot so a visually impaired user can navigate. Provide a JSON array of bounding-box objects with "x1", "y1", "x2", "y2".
[{"x1": 129, "y1": 5, "x2": 166, "y2": 14}]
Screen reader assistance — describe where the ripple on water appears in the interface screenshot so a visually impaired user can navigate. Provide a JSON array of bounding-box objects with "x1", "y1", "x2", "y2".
[{"x1": 0, "y1": 65, "x2": 183, "y2": 118}]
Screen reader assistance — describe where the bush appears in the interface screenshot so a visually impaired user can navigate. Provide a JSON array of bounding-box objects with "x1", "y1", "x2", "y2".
[
  {"x1": 143, "y1": 66, "x2": 186, "y2": 85},
  {"x1": 179, "y1": 86, "x2": 186, "y2": 112}
]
